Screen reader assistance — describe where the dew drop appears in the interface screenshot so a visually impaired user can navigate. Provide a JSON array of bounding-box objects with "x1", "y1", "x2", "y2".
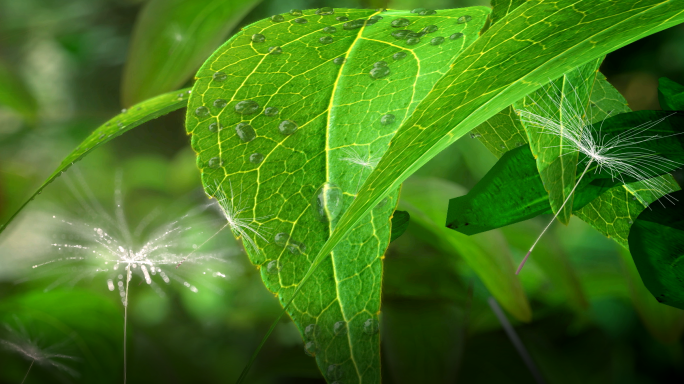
[
  {"x1": 274, "y1": 233, "x2": 289, "y2": 247},
  {"x1": 370, "y1": 66, "x2": 390, "y2": 79},
  {"x1": 235, "y1": 123, "x2": 257, "y2": 142},
  {"x1": 390, "y1": 18, "x2": 410, "y2": 28},
  {"x1": 406, "y1": 37, "x2": 420, "y2": 46},
  {"x1": 430, "y1": 36, "x2": 445, "y2": 45},
  {"x1": 304, "y1": 341, "x2": 317, "y2": 357},
  {"x1": 323, "y1": 26, "x2": 337, "y2": 33},
  {"x1": 250, "y1": 152, "x2": 264, "y2": 164},
  {"x1": 320, "y1": 36, "x2": 334, "y2": 44},
  {"x1": 194, "y1": 106, "x2": 210, "y2": 117},
  {"x1": 314, "y1": 183, "x2": 343, "y2": 223},
  {"x1": 367, "y1": 15, "x2": 383, "y2": 24},
  {"x1": 410, "y1": 8, "x2": 426, "y2": 13},
  {"x1": 391, "y1": 30, "x2": 411, "y2": 40},
  {"x1": 457, "y1": 15, "x2": 472, "y2": 24},
  {"x1": 213, "y1": 71, "x2": 227, "y2": 81},
  {"x1": 213, "y1": 98, "x2": 228, "y2": 108},
  {"x1": 381, "y1": 114, "x2": 395, "y2": 125},
  {"x1": 268, "y1": 46, "x2": 283, "y2": 55},
  {"x1": 316, "y1": 7, "x2": 334, "y2": 15},
  {"x1": 423, "y1": 25, "x2": 439, "y2": 33},
  {"x1": 234, "y1": 100, "x2": 260, "y2": 114},
  {"x1": 264, "y1": 106, "x2": 279, "y2": 116},
  {"x1": 208, "y1": 122, "x2": 222, "y2": 133},
  {"x1": 363, "y1": 318, "x2": 379, "y2": 334},
  {"x1": 294, "y1": 18, "x2": 308, "y2": 24},
  {"x1": 407, "y1": 31, "x2": 425, "y2": 38},
  {"x1": 449, "y1": 32, "x2": 464, "y2": 40},
  {"x1": 333, "y1": 321, "x2": 348, "y2": 336},
  {"x1": 121, "y1": 108, "x2": 127, "y2": 113},
  {"x1": 333, "y1": 56, "x2": 346, "y2": 65},
  {"x1": 266, "y1": 260, "x2": 280, "y2": 274},
  {"x1": 373, "y1": 61, "x2": 388, "y2": 68},
  {"x1": 419, "y1": 9, "x2": 436, "y2": 16},
  {"x1": 208, "y1": 157, "x2": 222, "y2": 169},
  {"x1": 271, "y1": 14, "x2": 284, "y2": 22},
  {"x1": 287, "y1": 241, "x2": 306, "y2": 255},
  {"x1": 278, "y1": 120, "x2": 298, "y2": 135},
  {"x1": 336, "y1": 16, "x2": 349, "y2": 22},
  {"x1": 289, "y1": 9, "x2": 302, "y2": 16},
  {"x1": 305, "y1": 324, "x2": 317, "y2": 340},
  {"x1": 327, "y1": 364, "x2": 343, "y2": 381},
  {"x1": 343, "y1": 19, "x2": 365, "y2": 30},
  {"x1": 392, "y1": 51, "x2": 407, "y2": 60}
]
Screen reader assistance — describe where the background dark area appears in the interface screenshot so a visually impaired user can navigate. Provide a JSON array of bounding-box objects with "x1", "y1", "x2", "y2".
[{"x1": 0, "y1": 0, "x2": 683, "y2": 383}]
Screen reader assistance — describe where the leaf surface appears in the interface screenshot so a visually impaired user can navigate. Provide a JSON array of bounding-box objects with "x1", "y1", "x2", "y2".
[
  {"x1": 184, "y1": 7, "x2": 490, "y2": 382},
  {"x1": 658, "y1": 77, "x2": 684, "y2": 110},
  {"x1": 122, "y1": 0, "x2": 260, "y2": 106},
  {"x1": 0, "y1": 89, "x2": 189, "y2": 235}
]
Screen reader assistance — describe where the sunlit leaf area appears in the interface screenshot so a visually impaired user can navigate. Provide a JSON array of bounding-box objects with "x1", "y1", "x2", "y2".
[{"x1": 1, "y1": 0, "x2": 684, "y2": 383}]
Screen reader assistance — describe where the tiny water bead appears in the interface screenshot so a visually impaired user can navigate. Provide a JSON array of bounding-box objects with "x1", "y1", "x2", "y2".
[
  {"x1": 407, "y1": 31, "x2": 425, "y2": 38},
  {"x1": 271, "y1": 14, "x2": 284, "y2": 22},
  {"x1": 194, "y1": 106, "x2": 210, "y2": 117},
  {"x1": 449, "y1": 32, "x2": 464, "y2": 40},
  {"x1": 419, "y1": 9, "x2": 436, "y2": 15},
  {"x1": 322, "y1": 26, "x2": 337, "y2": 33},
  {"x1": 380, "y1": 114, "x2": 395, "y2": 125},
  {"x1": 294, "y1": 18, "x2": 308, "y2": 24},
  {"x1": 406, "y1": 37, "x2": 420, "y2": 46},
  {"x1": 235, "y1": 122, "x2": 257, "y2": 142},
  {"x1": 305, "y1": 324, "x2": 317, "y2": 339},
  {"x1": 363, "y1": 318, "x2": 379, "y2": 335},
  {"x1": 333, "y1": 320, "x2": 347, "y2": 336},
  {"x1": 333, "y1": 56, "x2": 346, "y2": 65},
  {"x1": 430, "y1": 36, "x2": 445, "y2": 45},
  {"x1": 274, "y1": 232, "x2": 289, "y2": 246},
  {"x1": 234, "y1": 100, "x2": 260, "y2": 114},
  {"x1": 287, "y1": 241, "x2": 306, "y2": 255},
  {"x1": 320, "y1": 36, "x2": 334, "y2": 44},
  {"x1": 423, "y1": 25, "x2": 439, "y2": 33},
  {"x1": 343, "y1": 19, "x2": 365, "y2": 30},
  {"x1": 457, "y1": 15, "x2": 472, "y2": 24},
  {"x1": 208, "y1": 122, "x2": 222, "y2": 133},
  {"x1": 249, "y1": 152, "x2": 264, "y2": 164},
  {"x1": 391, "y1": 29, "x2": 411, "y2": 40},
  {"x1": 268, "y1": 46, "x2": 282, "y2": 55},
  {"x1": 304, "y1": 341, "x2": 317, "y2": 357},
  {"x1": 390, "y1": 18, "x2": 410, "y2": 28},
  {"x1": 279, "y1": 120, "x2": 298, "y2": 135},
  {"x1": 316, "y1": 7, "x2": 334, "y2": 15},
  {"x1": 213, "y1": 98, "x2": 227, "y2": 108},
  {"x1": 369, "y1": 66, "x2": 390, "y2": 79},
  {"x1": 266, "y1": 260, "x2": 279, "y2": 274},
  {"x1": 373, "y1": 61, "x2": 388, "y2": 68},
  {"x1": 367, "y1": 15, "x2": 383, "y2": 25},
  {"x1": 289, "y1": 9, "x2": 302, "y2": 16},
  {"x1": 410, "y1": 8, "x2": 426, "y2": 13},
  {"x1": 251, "y1": 34, "x2": 266, "y2": 43},
  {"x1": 336, "y1": 16, "x2": 348, "y2": 21},
  {"x1": 264, "y1": 106, "x2": 279, "y2": 116},
  {"x1": 392, "y1": 51, "x2": 407, "y2": 60},
  {"x1": 314, "y1": 183, "x2": 343, "y2": 223},
  {"x1": 208, "y1": 157, "x2": 222, "y2": 169},
  {"x1": 327, "y1": 364, "x2": 343, "y2": 381},
  {"x1": 213, "y1": 71, "x2": 227, "y2": 81}
]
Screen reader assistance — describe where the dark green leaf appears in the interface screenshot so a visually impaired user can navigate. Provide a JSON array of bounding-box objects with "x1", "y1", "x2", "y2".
[
  {"x1": 658, "y1": 77, "x2": 684, "y2": 111},
  {"x1": 390, "y1": 210, "x2": 410, "y2": 243},
  {"x1": 122, "y1": 0, "x2": 260, "y2": 106},
  {"x1": 628, "y1": 189, "x2": 684, "y2": 310}
]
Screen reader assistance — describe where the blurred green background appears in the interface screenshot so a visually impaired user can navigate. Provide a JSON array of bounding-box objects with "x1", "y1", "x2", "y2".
[{"x1": 1, "y1": 0, "x2": 683, "y2": 383}]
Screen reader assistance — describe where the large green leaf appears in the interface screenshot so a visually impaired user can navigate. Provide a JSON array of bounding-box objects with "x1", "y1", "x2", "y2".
[
  {"x1": 628, "y1": 189, "x2": 684, "y2": 310},
  {"x1": 399, "y1": 176, "x2": 531, "y2": 321},
  {"x1": 0, "y1": 89, "x2": 189, "y2": 235},
  {"x1": 184, "y1": 7, "x2": 490, "y2": 382},
  {"x1": 122, "y1": 0, "x2": 260, "y2": 106},
  {"x1": 518, "y1": 58, "x2": 603, "y2": 224}
]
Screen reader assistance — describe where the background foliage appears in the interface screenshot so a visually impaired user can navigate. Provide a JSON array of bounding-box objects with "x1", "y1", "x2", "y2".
[{"x1": 1, "y1": 0, "x2": 683, "y2": 383}]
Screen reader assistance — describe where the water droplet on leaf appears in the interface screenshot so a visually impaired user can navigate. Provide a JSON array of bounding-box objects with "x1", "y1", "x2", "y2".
[
  {"x1": 373, "y1": 61, "x2": 388, "y2": 68},
  {"x1": 363, "y1": 318, "x2": 379, "y2": 334},
  {"x1": 391, "y1": 30, "x2": 411, "y2": 40},
  {"x1": 430, "y1": 36, "x2": 444, "y2": 45},
  {"x1": 316, "y1": 7, "x2": 334, "y2": 15},
  {"x1": 268, "y1": 46, "x2": 283, "y2": 55},
  {"x1": 406, "y1": 37, "x2": 420, "y2": 45},
  {"x1": 235, "y1": 123, "x2": 257, "y2": 142},
  {"x1": 289, "y1": 9, "x2": 302, "y2": 16},
  {"x1": 457, "y1": 15, "x2": 472, "y2": 24},
  {"x1": 213, "y1": 71, "x2": 227, "y2": 81},
  {"x1": 327, "y1": 364, "x2": 343, "y2": 381},
  {"x1": 343, "y1": 19, "x2": 365, "y2": 30},
  {"x1": 381, "y1": 114, "x2": 395, "y2": 125},
  {"x1": 250, "y1": 152, "x2": 264, "y2": 164},
  {"x1": 274, "y1": 233, "x2": 289, "y2": 246},
  {"x1": 195, "y1": 106, "x2": 210, "y2": 117},
  {"x1": 208, "y1": 122, "x2": 221, "y2": 133},
  {"x1": 392, "y1": 51, "x2": 407, "y2": 60},
  {"x1": 287, "y1": 241, "x2": 306, "y2": 255},
  {"x1": 208, "y1": 157, "x2": 222, "y2": 169},
  {"x1": 333, "y1": 56, "x2": 346, "y2": 65},
  {"x1": 336, "y1": 16, "x2": 348, "y2": 22},
  {"x1": 235, "y1": 100, "x2": 260, "y2": 114},
  {"x1": 266, "y1": 260, "x2": 280, "y2": 274},
  {"x1": 449, "y1": 32, "x2": 464, "y2": 40},
  {"x1": 333, "y1": 321, "x2": 347, "y2": 336},
  {"x1": 320, "y1": 36, "x2": 334, "y2": 44},
  {"x1": 279, "y1": 120, "x2": 298, "y2": 135},
  {"x1": 419, "y1": 9, "x2": 436, "y2": 15},
  {"x1": 314, "y1": 183, "x2": 343, "y2": 223},
  {"x1": 264, "y1": 106, "x2": 279, "y2": 116},
  {"x1": 391, "y1": 18, "x2": 410, "y2": 28},
  {"x1": 305, "y1": 324, "x2": 317, "y2": 339},
  {"x1": 323, "y1": 26, "x2": 337, "y2": 33},
  {"x1": 271, "y1": 14, "x2": 284, "y2": 22},
  {"x1": 294, "y1": 18, "x2": 308, "y2": 24},
  {"x1": 370, "y1": 66, "x2": 390, "y2": 79},
  {"x1": 304, "y1": 341, "x2": 317, "y2": 357},
  {"x1": 213, "y1": 98, "x2": 228, "y2": 108}
]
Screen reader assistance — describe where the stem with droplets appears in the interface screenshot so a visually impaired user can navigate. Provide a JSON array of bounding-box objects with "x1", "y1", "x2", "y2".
[{"x1": 516, "y1": 159, "x2": 593, "y2": 275}]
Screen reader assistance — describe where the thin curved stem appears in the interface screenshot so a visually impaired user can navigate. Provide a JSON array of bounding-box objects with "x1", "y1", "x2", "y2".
[
  {"x1": 20, "y1": 359, "x2": 34, "y2": 384},
  {"x1": 124, "y1": 264, "x2": 130, "y2": 384}
]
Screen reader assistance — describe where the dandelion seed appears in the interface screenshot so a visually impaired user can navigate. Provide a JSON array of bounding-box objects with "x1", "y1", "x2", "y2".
[
  {"x1": 340, "y1": 147, "x2": 382, "y2": 194},
  {"x1": 515, "y1": 75, "x2": 682, "y2": 274}
]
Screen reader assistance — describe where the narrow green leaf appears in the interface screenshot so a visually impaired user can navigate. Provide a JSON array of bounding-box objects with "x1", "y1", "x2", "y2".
[
  {"x1": 185, "y1": 7, "x2": 490, "y2": 382},
  {"x1": 0, "y1": 89, "x2": 189, "y2": 236},
  {"x1": 389, "y1": 210, "x2": 410, "y2": 243},
  {"x1": 658, "y1": 77, "x2": 684, "y2": 110},
  {"x1": 520, "y1": 58, "x2": 603, "y2": 224},
  {"x1": 122, "y1": 0, "x2": 260, "y2": 106},
  {"x1": 0, "y1": 60, "x2": 38, "y2": 122},
  {"x1": 628, "y1": 189, "x2": 684, "y2": 310},
  {"x1": 400, "y1": 176, "x2": 531, "y2": 322}
]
